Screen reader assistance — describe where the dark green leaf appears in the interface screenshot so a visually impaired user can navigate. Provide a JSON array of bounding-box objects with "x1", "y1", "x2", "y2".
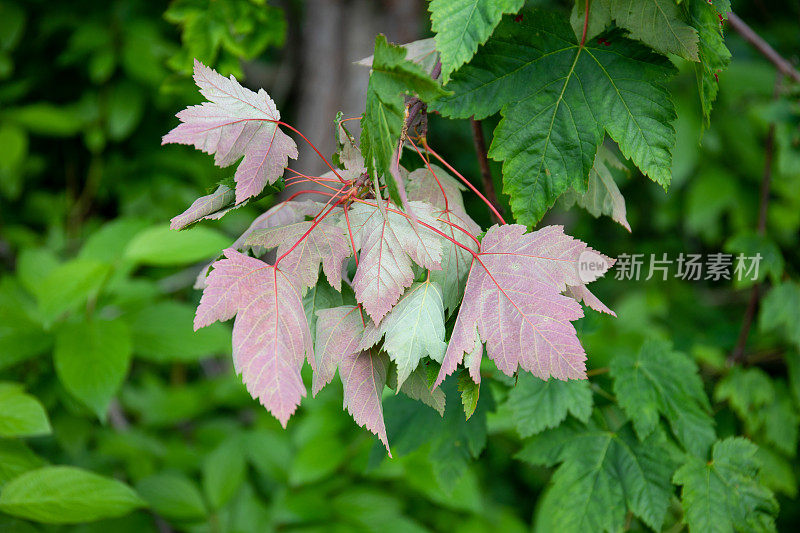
[
  {"x1": 507, "y1": 373, "x2": 592, "y2": 437},
  {"x1": 673, "y1": 437, "x2": 778, "y2": 533},
  {"x1": 433, "y1": 9, "x2": 676, "y2": 224},
  {"x1": 611, "y1": 339, "x2": 715, "y2": 457}
]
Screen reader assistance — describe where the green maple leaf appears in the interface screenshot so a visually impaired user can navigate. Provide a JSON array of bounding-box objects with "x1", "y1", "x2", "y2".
[
  {"x1": 433, "y1": 9, "x2": 676, "y2": 225},
  {"x1": 429, "y1": 0, "x2": 524, "y2": 83},
  {"x1": 360, "y1": 35, "x2": 449, "y2": 204},
  {"x1": 507, "y1": 373, "x2": 592, "y2": 437},
  {"x1": 572, "y1": 0, "x2": 699, "y2": 61},
  {"x1": 611, "y1": 339, "x2": 715, "y2": 457},
  {"x1": 518, "y1": 422, "x2": 678, "y2": 532},
  {"x1": 673, "y1": 437, "x2": 778, "y2": 533}
]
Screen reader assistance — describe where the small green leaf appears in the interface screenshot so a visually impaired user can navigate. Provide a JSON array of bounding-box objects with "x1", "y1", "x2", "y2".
[
  {"x1": 370, "y1": 281, "x2": 447, "y2": 388},
  {"x1": 54, "y1": 319, "x2": 133, "y2": 420},
  {"x1": 0, "y1": 279, "x2": 51, "y2": 370},
  {"x1": 303, "y1": 278, "x2": 344, "y2": 339},
  {"x1": 124, "y1": 225, "x2": 230, "y2": 266},
  {"x1": 759, "y1": 282, "x2": 800, "y2": 348},
  {"x1": 689, "y1": 0, "x2": 731, "y2": 120},
  {"x1": 673, "y1": 437, "x2": 778, "y2": 532},
  {"x1": 507, "y1": 373, "x2": 592, "y2": 437},
  {"x1": 0, "y1": 384, "x2": 51, "y2": 438},
  {"x1": 136, "y1": 472, "x2": 207, "y2": 521},
  {"x1": 0, "y1": 466, "x2": 145, "y2": 524},
  {"x1": 457, "y1": 371, "x2": 480, "y2": 420}
]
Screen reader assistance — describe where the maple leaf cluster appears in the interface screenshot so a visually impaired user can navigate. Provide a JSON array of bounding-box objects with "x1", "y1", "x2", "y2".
[{"x1": 163, "y1": 59, "x2": 614, "y2": 453}]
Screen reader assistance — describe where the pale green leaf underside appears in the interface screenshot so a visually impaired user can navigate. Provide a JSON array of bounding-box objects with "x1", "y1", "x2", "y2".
[
  {"x1": 433, "y1": 9, "x2": 676, "y2": 225},
  {"x1": 430, "y1": 0, "x2": 524, "y2": 83}
]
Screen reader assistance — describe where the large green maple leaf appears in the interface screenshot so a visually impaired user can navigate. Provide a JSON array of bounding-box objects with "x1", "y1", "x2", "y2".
[
  {"x1": 433, "y1": 9, "x2": 676, "y2": 225},
  {"x1": 518, "y1": 422, "x2": 678, "y2": 532}
]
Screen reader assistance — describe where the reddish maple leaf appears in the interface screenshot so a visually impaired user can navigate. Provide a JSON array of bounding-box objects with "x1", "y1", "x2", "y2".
[
  {"x1": 246, "y1": 220, "x2": 351, "y2": 292},
  {"x1": 162, "y1": 60, "x2": 298, "y2": 203},
  {"x1": 340, "y1": 349, "x2": 391, "y2": 454},
  {"x1": 434, "y1": 225, "x2": 613, "y2": 387},
  {"x1": 194, "y1": 200, "x2": 325, "y2": 289},
  {"x1": 344, "y1": 201, "x2": 444, "y2": 322},
  {"x1": 195, "y1": 249, "x2": 313, "y2": 427},
  {"x1": 312, "y1": 305, "x2": 367, "y2": 395}
]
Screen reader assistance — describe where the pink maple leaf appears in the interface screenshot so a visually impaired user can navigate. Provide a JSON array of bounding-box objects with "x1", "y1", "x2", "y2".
[
  {"x1": 162, "y1": 60, "x2": 298, "y2": 204},
  {"x1": 195, "y1": 249, "x2": 313, "y2": 427},
  {"x1": 312, "y1": 305, "x2": 390, "y2": 454},
  {"x1": 246, "y1": 221, "x2": 351, "y2": 292},
  {"x1": 194, "y1": 200, "x2": 325, "y2": 289},
  {"x1": 339, "y1": 349, "x2": 391, "y2": 455},
  {"x1": 346, "y1": 201, "x2": 443, "y2": 322},
  {"x1": 434, "y1": 224, "x2": 614, "y2": 387},
  {"x1": 312, "y1": 305, "x2": 366, "y2": 395}
]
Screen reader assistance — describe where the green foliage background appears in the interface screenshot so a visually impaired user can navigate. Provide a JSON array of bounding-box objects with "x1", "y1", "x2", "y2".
[{"x1": 1, "y1": 0, "x2": 799, "y2": 531}]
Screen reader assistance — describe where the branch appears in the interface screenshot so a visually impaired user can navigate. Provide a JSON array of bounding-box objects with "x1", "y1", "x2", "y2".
[
  {"x1": 469, "y1": 119, "x2": 504, "y2": 225},
  {"x1": 728, "y1": 74, "x2": 782, "y2": 365},
  {"x1": 727, "y1": 13, "x2": 800, "y2": 83}
]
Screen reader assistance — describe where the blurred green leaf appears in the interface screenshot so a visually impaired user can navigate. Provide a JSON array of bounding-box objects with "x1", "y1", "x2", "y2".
[
  {"x1": 124, "y1": 225, "x2": 230, "y2": 266},
  {"x1": 0, "y1": 278, "x2": 52, "y2": 370},
  {"x1": 54, "y1": 319, "x2": 133, "y2": 420},
  {"x1": 759, "y1": 281, "x2": 800, "y2": 348},
  {"x1": 136, "y1": 472, "x2": 207, "y2": 521},
  {"x1": 0, "y1": 384, "x2": 51, "y2": 438},
  {"x1": 0, "y1": 440, "x2": 46, "y2": 488},
  {"x1": 0, "y1": 1, "x2": 25, "y2": 51},
  {"x1": 0, "y1": 466, "x2": 145, "y2": 524},
  {"x1": 0, "y1": 123, "x2": 27, "y2": 198},
  {"x1": 202, "y1": 435, "x2": 247, "y2": 509},
  {"x1": 128, "y1": 301, "x2": 229, "y2": 362},
  {"x1": 3, "y1": 103, "x2": 87, "y2": 137},
  {"x1": 105, "y1": 83, "x2": 144, "y2": 141},
  {"x1": 34, "y1": 258, "x2": 111, "y2": 324}
]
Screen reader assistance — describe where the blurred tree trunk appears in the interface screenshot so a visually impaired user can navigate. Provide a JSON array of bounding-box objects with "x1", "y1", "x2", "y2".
[{"x1": 285, "y1": 0, "x2": 422, "y2": 198}]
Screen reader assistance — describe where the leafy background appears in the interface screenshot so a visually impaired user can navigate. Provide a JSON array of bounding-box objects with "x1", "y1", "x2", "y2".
[{"x1": 1, "y1": 0, "x2": 799, "y2": 531}]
